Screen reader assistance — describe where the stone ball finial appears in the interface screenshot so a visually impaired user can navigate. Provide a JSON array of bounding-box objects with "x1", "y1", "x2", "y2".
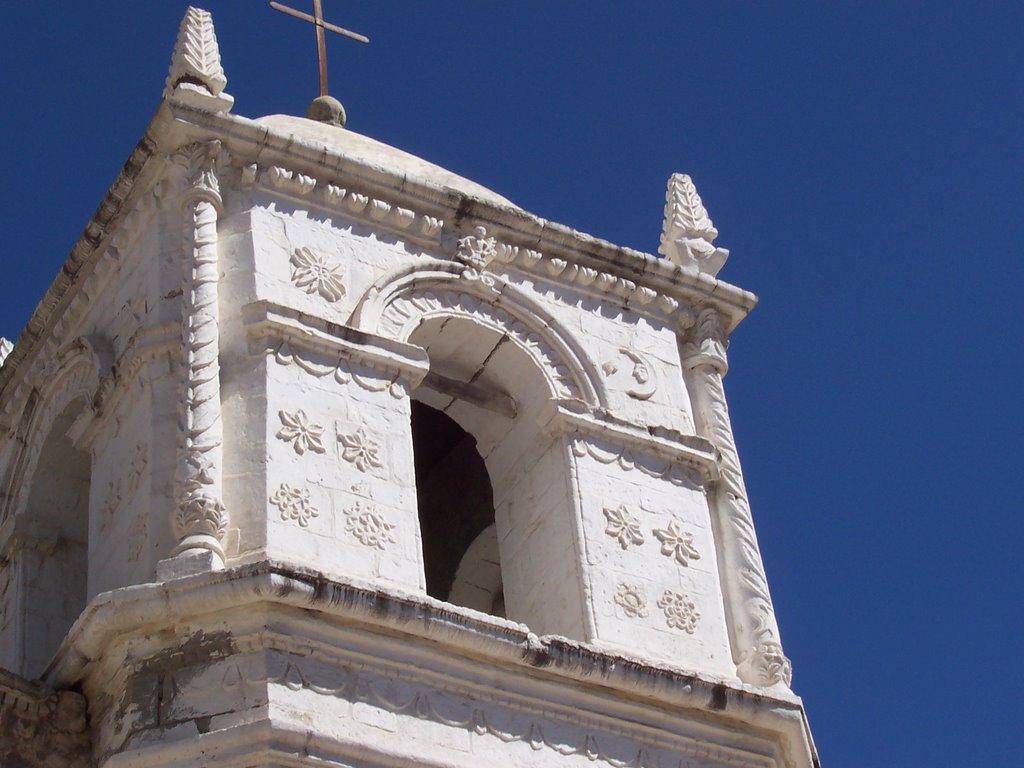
[{"x1": 306, "y1": 95, "x2": 347, "y2": 128}]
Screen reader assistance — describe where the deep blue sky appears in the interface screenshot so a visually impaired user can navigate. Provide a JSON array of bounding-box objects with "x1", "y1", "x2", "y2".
[{"x1": 3, "y1": 3, "x2": 1022, "y2": 766}]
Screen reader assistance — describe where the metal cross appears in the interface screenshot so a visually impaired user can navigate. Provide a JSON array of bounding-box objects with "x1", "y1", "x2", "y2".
[{"x1": 270, "y1": 1, "x2": 369, "y2": 97}]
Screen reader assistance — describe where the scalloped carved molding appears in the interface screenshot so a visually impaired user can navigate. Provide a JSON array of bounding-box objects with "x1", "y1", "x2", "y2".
[
  {"x1": 457, "y1": 226, "x2": 696, "y2": 330},
  {"x1": 240, "y1": 162, "x2": 445, "y2": 244},
  {"x1": 271, "y1": 343, "x2": 410, "y2": 400},
  {"x1": 238, "y1": 157, "x2": 702, "y2": 330}
]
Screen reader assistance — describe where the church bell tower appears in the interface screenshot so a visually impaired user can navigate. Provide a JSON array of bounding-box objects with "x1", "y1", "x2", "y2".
[{"x1": 0, "y1": 8, "x2": 817, "y2": 767}]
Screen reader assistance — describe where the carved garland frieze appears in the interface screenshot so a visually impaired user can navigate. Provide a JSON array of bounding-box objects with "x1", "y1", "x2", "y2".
[
  {"x1": 188, "y1": 648, "x2": 773, "y2": 768},
  {"x1": 289, "y1": 246, "x2": 346, "y2": 302},
  {"x1": 241, "y1": 163, "x2": 444, "y2": 242},
  {"x1": 571, "y1": 437, "x2": 703, "y2": 488},
  {"x1": 272, "y1": 343, "x2": 409, "y2": 399},
  {"x1": 236, "y1": 157, "x2": 697, "y2": 329}
]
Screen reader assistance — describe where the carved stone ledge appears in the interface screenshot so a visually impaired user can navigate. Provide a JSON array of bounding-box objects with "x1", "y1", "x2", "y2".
[
  {"x1": 242, "y1": 300, "x2": 430, "y2": 393},
  {"x1": 53, "y1": 560, "x2": 815, "y2": 768},
  {"x1": 542, "y1": 403, "x2": 719, "y2": 484}
]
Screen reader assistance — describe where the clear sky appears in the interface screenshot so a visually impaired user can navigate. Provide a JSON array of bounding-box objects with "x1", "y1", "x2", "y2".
[{"x1": 3, "y1": 3, "x2": 1022, "y2": 766}]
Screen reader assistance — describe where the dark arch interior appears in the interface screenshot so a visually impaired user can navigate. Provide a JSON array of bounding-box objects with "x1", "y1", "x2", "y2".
[
  {"x1": 23, "y1": 402, "x2": 90, "y2": 676},
  {"x1": 410, "y1": 400, "x2": 496, "y2": 601}
]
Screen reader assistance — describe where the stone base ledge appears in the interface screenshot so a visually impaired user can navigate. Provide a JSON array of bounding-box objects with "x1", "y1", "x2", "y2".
[{"x1": 51, "y1": 560, "x2": 816, "y2": 768}]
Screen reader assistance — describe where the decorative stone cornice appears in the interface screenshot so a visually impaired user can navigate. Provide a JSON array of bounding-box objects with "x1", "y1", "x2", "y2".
[
  {"x1": 240, "y1": 157, "x2": 699, "y2": 328},
  {"x1": 241, "y1": 161, "x2": 445, "y2": 244}
]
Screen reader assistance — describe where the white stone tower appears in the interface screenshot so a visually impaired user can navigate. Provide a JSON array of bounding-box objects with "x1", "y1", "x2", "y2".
[{"x1": 0, "y1": 8, "x2": 817, "y2": 767}]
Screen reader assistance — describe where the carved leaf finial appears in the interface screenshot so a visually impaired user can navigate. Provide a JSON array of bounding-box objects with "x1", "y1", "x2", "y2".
[
  {"x1": 658, "y1": 173, "x2": 729, "y2": 276},
  {"x1": 165, "y1": 7, "x2": 234, "y2": 112}
]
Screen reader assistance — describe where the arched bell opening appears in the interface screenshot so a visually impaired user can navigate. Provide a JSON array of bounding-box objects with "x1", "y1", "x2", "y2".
[
  {"x1": 407, "y1": 314, "x2": 588, "y2": 638},
  {"x1": 20, "y1": 399, "x2": 91, "y2": 677},
  {"x1": 410, "y1": 400, "x2": 500, "y2": 609}
]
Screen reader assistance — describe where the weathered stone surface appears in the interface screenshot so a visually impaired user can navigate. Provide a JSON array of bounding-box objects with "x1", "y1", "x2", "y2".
[
  {"x1": 0, "y1": 7, "x2": 815, "y2": 767},
  {"x1": 0, "y1": 669, "x2": 89, "y2": 767}
]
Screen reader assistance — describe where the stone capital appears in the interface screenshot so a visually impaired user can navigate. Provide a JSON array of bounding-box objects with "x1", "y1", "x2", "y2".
[{"x1": 682, "y1": 308, "x2": 729, "y2": 375}]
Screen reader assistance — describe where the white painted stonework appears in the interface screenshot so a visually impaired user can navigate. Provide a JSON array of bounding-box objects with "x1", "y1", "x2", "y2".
[{"x1": 0, "y1": 8, "x2": 817, "y2": 767}]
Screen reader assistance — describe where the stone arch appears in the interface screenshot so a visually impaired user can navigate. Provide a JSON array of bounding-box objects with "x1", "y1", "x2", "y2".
[
  {"x1": 351, "y1": 262, "x2": 605, "y2": 409},
  {"x1": 0, "y1": 339, "x2": 100, "y2": 676},
  {"x1": 2, "y1": 340, "x2": 101, "y2": 524},
  {"x1": 355, "y1": 264, "x2": 593, "y2": 635}
]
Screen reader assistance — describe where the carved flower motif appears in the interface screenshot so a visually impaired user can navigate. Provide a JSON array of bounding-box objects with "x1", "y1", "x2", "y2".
[
  {"x1": 652, "y1": 521, "x2": 701, "y2": 566},
  {"x1": 657, "y1": 590, "x2": 700, "y2": 634},
  {"x1": 602, "y1": 505, "x2": 644, "y2": 550},
  {"x1": 345, "y1": 502, "x2": 395, "y2": 549},
  {"x1": 276, "y1": 410, "x2": 326, "y2": 455},
  {"x1": 270, "y1": 483, "x2": 319, "y2": 528},
  {"x1": 290, "y1": 246, "x2": 346, "y2": 302},
  {"x1": 614, "y1": 583, "x2": 648, "y2": 618},
  {"x1": 339, "y1": 427, "x2": 383, "y2": 472}
]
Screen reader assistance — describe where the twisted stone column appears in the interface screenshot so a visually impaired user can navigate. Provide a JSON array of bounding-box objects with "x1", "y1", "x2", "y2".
[
  {"x1": 682, "y1": 309, "x2": 792, "y2": 688},
  {"x1": 170, "y1": 141, "x2": 228, "y2": 568}
]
